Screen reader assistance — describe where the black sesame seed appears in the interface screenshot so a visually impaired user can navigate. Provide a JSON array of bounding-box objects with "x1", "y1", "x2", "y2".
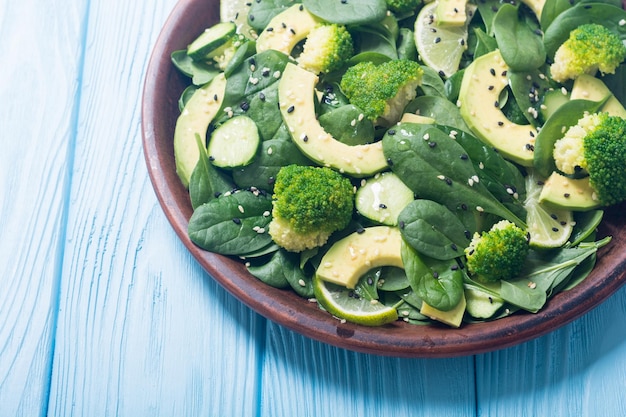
[
  {"x1": 249, "y1": 57, "x2": 256, "y2": 67},
  {"x1": 464, "y1": 230, "x2": 471, "y2": 239},
  {"x1": 232, "y1": 218, "x2": 241, "y2": 225},
  {"x1": 259, "y1": 92, "x2": 266, "y2": 101},
  {"x1": 302, "y1": 135, "x2": 308, "y2": 142},
  {"x1": 501, "y1": 70, "x2": 507, "y2": 76},
  {"x1": 438, "y1": 70, "x2": 446, "y2": 77},
  {"x1": 498, "y1": 121, "x2": 504, "y2": 126},
  {"x1": 460, "y1": 154, "x2": 469, "y2": 160},
  {"x1": 428, "y1": 141, "x2": 437, "y2": 148},
  {"x1": 240, "y1": 101, "x2": 250, "y2": 111},
  {"x1": 433, "y1": 271, "x2": 439, "y2": 279},
  {"x1": 379, "y1": 203, "x2": 388, "y2": 209},
  {"x1": 299, "y1": 4, "x2": 304, "y2": 10},
  {"x1": 445, "y1": 178, "x2": 452, "y2": 185},
  {"x1": 367, "y1": 277, "x2": 374, "y2": 286},
  {"x1": 290, "y1": 28, "x2": 296, "y2": 35},
  {"x1": 434, "y1": 37, "x2": 441, "y2": 43},
  {"x1": 287, "y1": 105, "x2": 295, "y2": 113},
  {"x1": 266, "y1": 27, "x2": 273, "y2": 32},
  {"x1": 281, "y1": 22, "x2": 287, "y2": 29},
  {"x1": 261, "y1": 68, "x2": 270, "y2": 77},
  {"x1": 388, "y1": 129, "x2": 396, "y2": 135},
  {"x1": 268, "y1": 176, "x2": 275, "y2": 185},
  {"x1": 461, "y1": 204, "x2": 468, "y2": 211},
  {"x1": 451, "y1": 264, "x2": 459, "y2": 271},
  {"x1": 494, "y1": 101, "x2": 500, "y2": 107},
  {"x1": 356, "y1": 227, "x2": 365, "y2": 234},
  {"x1": 399, "y1": 220, "x2": 405, "y2": 229},
  {"x1": 564, "y1": 193, "x2": 570, "y2": 198},
  {"x1": 550, "y1": 213, "x2": 558, "y2": 220},
  {"x1": 249, "y1": 14, "x2": 255, "y2": 21},
  {"x1": 208, "y1": 156, "x2": 215, "y2": 161},
  {"x1": 552, "y1": 227, "x2": 559, "y2": 232},
  {"x1": 488, "y1": 85, "x2": 495, "y2": 90},
  {"x1": 387, "y1": 157, "x2": 393, "y2": 166},
  {"x1": 490, "y1": 68, "x2": 496, "y2": 76},
  {"x1": 451, "y1": 243, "x2": 458, "y2": 251}
]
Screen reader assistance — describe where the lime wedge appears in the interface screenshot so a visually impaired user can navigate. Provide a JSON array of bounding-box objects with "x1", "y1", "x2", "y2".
[
  {"x1": 414, "y1": 2, "x2": 473, "y2": 78},
  {"x1": 525, "y1": 172, "x2": 574, "y2": 249},
  {"x1": 313, "y1": 274, "x2": 398, "y2": 326}
]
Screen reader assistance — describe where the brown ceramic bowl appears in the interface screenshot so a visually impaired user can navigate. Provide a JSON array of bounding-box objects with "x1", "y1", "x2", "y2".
[{"x1": 142, "y1": 0, "x2": 626, "y2": 357}]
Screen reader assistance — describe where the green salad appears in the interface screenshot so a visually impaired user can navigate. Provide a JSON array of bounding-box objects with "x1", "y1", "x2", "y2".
[{"x1": 170, "y1": 0, "x2": 626, "y2": 328}]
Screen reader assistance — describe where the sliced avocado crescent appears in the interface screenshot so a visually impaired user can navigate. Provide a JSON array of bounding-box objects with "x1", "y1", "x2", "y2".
[
  {"x1": 570, "y1": 74, "x2": 626, "y2": 118},
  {"x1": 458, "y1": 50, "x2": 537, "y2": 166},
  {"x1": 278, "y1": 63, "x2": 388, "y2": 176},
  {"x1": 174, "y1": 73, "x2": 227, "y2": 188},
  {"x1": 255, "y1": 4, "x2": 320, "y2": 55},
  {"x1": 316, "y1": 226, "x2": 403, "y2": 289},
  {"x1": 539, "y1": 171, "x2": 600, "y2": 211}
]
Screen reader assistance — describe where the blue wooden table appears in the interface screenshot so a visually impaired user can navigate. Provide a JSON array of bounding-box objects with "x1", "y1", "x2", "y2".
[{"x1": 1, "y1": 0, "x2": 626, "y2": 415}]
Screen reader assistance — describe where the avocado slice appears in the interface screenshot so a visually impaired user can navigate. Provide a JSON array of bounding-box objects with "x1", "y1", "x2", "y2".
[
  {"x1": 421, "y1": 292, "x2": 466, "y2": 328},
  {"x1": 278, "y1": 63, "x2": 388, "y2": 176},
  {"x1": 538, "y1": 171, "x2": 600, "y2": 211},
  {"x1": 174, "y1": 73, "x2": 227, "y2": 188},
  {"x1": 458, "y1": 50, "x2": 537, "y2": 166},
  {"x1": 255, "y1": 4, "x2": 320, "y2": 55},
  {"x1": 316, "y1": 226, "x2": 403, "y2": 289},
  {"x1": 435, "y1": 0, "x2": 468, "y2": 26},
  {"x1": 570, "y1": 74, "x2": 626, "y2": 118}
]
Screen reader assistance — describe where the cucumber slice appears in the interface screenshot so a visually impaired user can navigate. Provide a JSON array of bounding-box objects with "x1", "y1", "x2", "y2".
[
  {"x1": 207, "y1": 115, "x2": 260, "y2": 168},
  {"x1": 355, "y1": 172, "x2": 414, "y2": 226},
  {"x1": 464, "y1": 286, "x2": 504, "y2": 319},
  {"x1": 540, "y1": 88, "x2": 569, "y2": 122},
  {"x1": 187, "y1": 22, "x2": 236, "y2": 60}
]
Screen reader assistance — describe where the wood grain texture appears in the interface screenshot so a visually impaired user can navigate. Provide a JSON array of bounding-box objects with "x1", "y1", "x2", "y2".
[
  {"x1": 260, "y1": 323, "x2": 476, "y2": 417},
  {"x1": 45, "y1": 0, "x2": 264, "y2": 415},
  {"x1": 0, "y1": 1, "x2": 87, "y2": 416},
  {"x1": 475, "y1": 285, "x2": 626, "y2": 416}
]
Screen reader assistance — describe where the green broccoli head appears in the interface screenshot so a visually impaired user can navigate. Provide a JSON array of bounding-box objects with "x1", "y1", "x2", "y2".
[
  {"x1": 269, "y1": 165, "x2": 354, "y2": 252},
  {"x1": 339, "y1": 59, "x2": 424, "y2": 126},
  {"x1": 297, "y1": 24, "x2": 354, "y2": 75},
  {"x1": 553, "y1": 112, "x2": 626, "y2": 206},
  {"x1": 464, "y1": 220, "x2": 530, "y2": 282},
  {"x1": 385, "y1": 0, "x2": 422, "y2": 15},
  {"x1": 550, "y1": 23, "x2": 626, "y2": 83}
]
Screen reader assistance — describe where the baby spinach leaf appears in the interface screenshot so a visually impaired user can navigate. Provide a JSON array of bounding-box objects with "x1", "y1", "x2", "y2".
[
  {"x1": 398, "y1": 199, "x2": 470, "y2": 261},
  {"x1": 232, "y1": 129, "x2": 313, "y2": 192},
  {"x1": 402, "y1": 241, "x2": 464, "y2": 311},
  {"x1": 417, "y1": 66, "x2": 447, "y2": 98},
  {"x1": 221, "y1": 50, "x2": 290, "y2": 140},
  {"x1": 303, "y1": 0, "x2": 387, "y2": 25},
  {"x1": 404, "y1": 97, "x2": 468, "y2": 131},
  {"x1": 188, "y1": 190, "x2": 273, "y2": 255},
  {"x1": 247, "y1": 0, "x2": 293, "y2": 31},
  {"x1": 397, "y1": 28, "x2": 417, "y2": 62},
  {"x1": 494, "y1": 4, "x2": 546, "y2": 71},
  {"x1": 248, "y1": 249, "x2": 314, "y2": 297},
  {"x1": 351, "y1": 22, "x2": 398, "y2": 60},
  {"x1": 508, "y1": 66, "x2": 553, "y2": 127},
  {"x1": 499, "y1": 237, "x2": 611, "y2": 312},
  {"x1": 318, "y1": 104, "x2": 375, "y2": 146},
  {"x1": 189, "y1": 133, "x2": 236, "y2": 209},
  {"x1": 171, "y1": 49, "x2": 220, "y2": 86},
  {"x1": 382, "y1": 123, "x2": 526, "y2": 229}
]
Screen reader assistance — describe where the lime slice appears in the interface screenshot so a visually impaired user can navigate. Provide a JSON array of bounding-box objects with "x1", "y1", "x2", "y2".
[
  {"x1": 313, "y1": 274, "x2": 398, "y2": 326},
  {"x1": 220, "y1": 0, "x2": 256, "y2": 38},
  {"x1": 524, "y1": 172, "x2": 574, "y2": 249},
  {"x1": 414, "y1": 2, "x2": 473, "y2": 78}
]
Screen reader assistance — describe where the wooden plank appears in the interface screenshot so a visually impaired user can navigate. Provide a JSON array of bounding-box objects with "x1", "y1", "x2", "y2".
[
  {"x1": 46, "y1": 0, "x2": 265, "y2": 415},
  {"x1": 0, "y1": 1, "x2": 87, "y2": 416},
  {"x1": 260, "y1": 323, "x2": 476, "y2": 417},
  {"x1": 475, "y1": 285, "x2": 626, "y2": 416}
]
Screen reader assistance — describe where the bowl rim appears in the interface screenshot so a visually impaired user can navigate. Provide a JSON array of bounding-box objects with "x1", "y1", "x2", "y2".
[{"x1": 141, "y1": 0, "x2": 626, "y2": 357}]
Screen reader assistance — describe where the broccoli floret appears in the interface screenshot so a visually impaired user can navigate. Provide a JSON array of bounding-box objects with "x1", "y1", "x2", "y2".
[
  {"x1": 385, "y1": 0, "x2": 421, "y2": 15},
  {"x1": 297, "y1": 24, "x2": 354, "y2": 74},
  {"x1": 339, "y1": 59, "x2": 424, "y2": 126},
  {"x1": 464, "y1": 220, "x2": 530, "y2": 282},
  {"x1": 268, "y1": 165, "x2": 354, "y2": 252},
  {"x1": 550, "y1": 23, "x2": 626, "y2": 83},
  {"x1": 553, "y1": 112, "x2": 626, "y2": 206}
]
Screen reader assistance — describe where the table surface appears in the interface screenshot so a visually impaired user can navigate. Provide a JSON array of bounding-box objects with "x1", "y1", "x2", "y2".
[{"x1": 2, "y1": 0, "x2": 626, "y2": 416}]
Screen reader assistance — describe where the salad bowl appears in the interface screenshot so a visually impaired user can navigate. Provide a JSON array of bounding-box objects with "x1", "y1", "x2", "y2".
[{"x1": 142, "y1": 0, "x2": 626, "y2": 357}]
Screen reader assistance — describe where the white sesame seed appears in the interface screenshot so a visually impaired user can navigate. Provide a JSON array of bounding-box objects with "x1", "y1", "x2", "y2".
[
  {"x1": 298, "y1": 279, "x2": 306, "y2": 287},
  {"x1": 423, "y1": 133, "x2": 430, "y2": 140},
  {"x1": 238, "y1": 205, "x2": 245, "y2": 213},
  {"x1": 263, "y1": 211, "x2": 270, "y2": 217},
  {"x1": 620, "y1": 19, "x2": 626, "y2": 26},
  {"x1": 267, "y1": 147, "x2": 273, "y2": 155},
  {"x1": 476, "y1": 206, "x2": 484, "y2": 212}
]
